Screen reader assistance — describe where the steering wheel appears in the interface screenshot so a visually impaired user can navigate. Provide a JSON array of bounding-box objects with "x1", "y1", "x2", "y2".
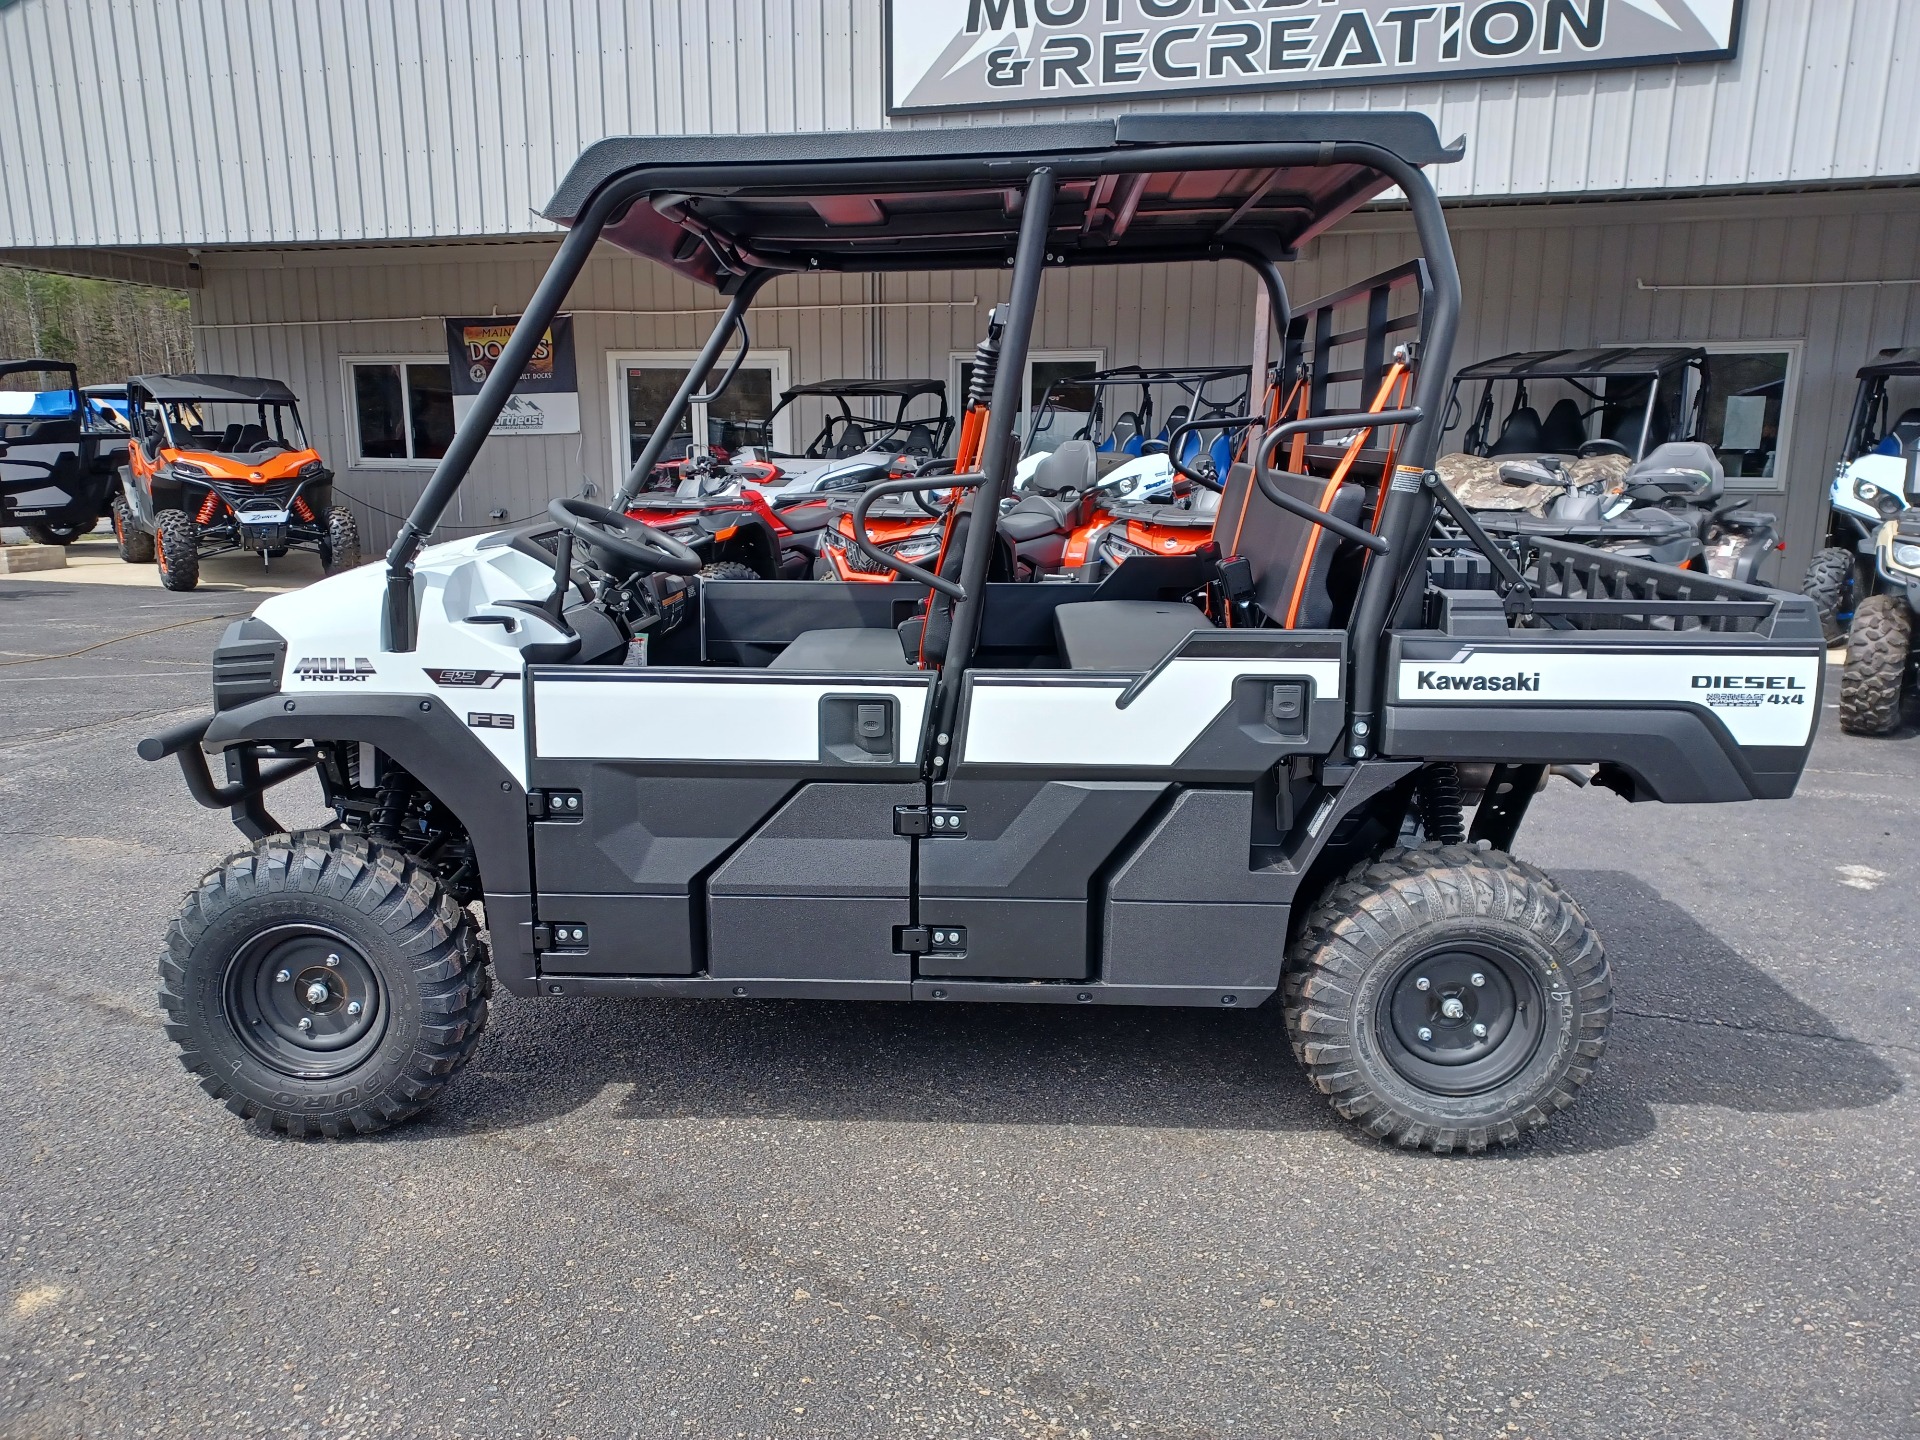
[
  {"x1": 1578, "y1": 439, "x2": 1631, "y2": 459},
  {"x1": 547, "y1": 497, "x2": 702, "y2": 577}
]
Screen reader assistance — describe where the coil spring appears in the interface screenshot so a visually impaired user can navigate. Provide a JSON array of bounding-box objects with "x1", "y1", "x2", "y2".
[
  {"x1": 1415, "y1": 763, "x2": 1467, "y2": 846},
  {"x1": 368, "y1": 774, "x2": 412, "y2": 844},
  {"x1": 967, "y1": 306, "x2": 1008, "y2": 407}
]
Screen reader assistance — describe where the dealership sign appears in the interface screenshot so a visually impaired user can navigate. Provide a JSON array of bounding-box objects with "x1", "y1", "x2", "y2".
[
  {"x1": 445, "y1": 313, "x2": 580, "y2": 436},
  {"x1": 887, "y1": 0, "x2": 1741, "y2": 112}
]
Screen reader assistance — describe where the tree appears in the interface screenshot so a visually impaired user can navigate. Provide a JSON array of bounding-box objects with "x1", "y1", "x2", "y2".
[{"x1": 0, "y1": 266, "x2": 194, "y2": 385}]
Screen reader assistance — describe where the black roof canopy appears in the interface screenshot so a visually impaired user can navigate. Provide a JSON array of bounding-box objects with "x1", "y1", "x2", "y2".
[
  {"x1": 1453, "y1": 347, "x2": 1707, "y2": 383},
  {"x1": 777, "y1": 378, "x2": 946, "y2": 403},
  {"x1": 1859, "y1": 347, "x2": 1920, "y2": 379},
  {"x1": 128, "y1": 373, "x2": 301, "y2": 405},
  {"x1": 0, "y1": 358, "x2": 79, "y2": 387},
  {"x1": 545, "y1": 113, "x2": 1460, "y2": 290}
]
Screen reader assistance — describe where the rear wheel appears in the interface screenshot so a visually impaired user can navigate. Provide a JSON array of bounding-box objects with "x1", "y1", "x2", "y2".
[
  {"x1": 159, "y1": 832, "x2": 490, "y2": 1137},
  {"x1": 320, "y1": 505, "x2": 361, "y2": 573},
  {"x1": 1283, "y1": 845, "x2": 1612, "y2": 1154},
  {"x1": 155, "y1": 509, "x2": 200, "y2": 591},
  {"x1": 112, "y1": 497, "x2": 155, "y2": 563},
  {"x1": 22, "y1": 519, "x2": 92, "y2": 546},
  {"x1": 1838, "y1": 593, "x2": 1914, "y2": 735},
  {"x1": 699, "y1": 560, "x2": 760, "y2": 581},
  {"x1": 1803, "y1": 546, "x2": 1858, "y2": 645}
]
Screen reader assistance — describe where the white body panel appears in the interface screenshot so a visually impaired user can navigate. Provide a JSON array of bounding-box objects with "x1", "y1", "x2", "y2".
[
  {"x1": 532, "y1": 674, "x2": 930, "y2": 763},
  {"x1": 253, "y1": 534, "x2": 561, "y2": 786},
  {"x1": 962, "y1": 657, "x2": 1342, "y2": 768},
  {"x1": 1394, "y1": 649, "x2": 1822, "y2": 748},
  {"x1": 1830, "y1": 453, "x2": 1912, "y2": 524}
]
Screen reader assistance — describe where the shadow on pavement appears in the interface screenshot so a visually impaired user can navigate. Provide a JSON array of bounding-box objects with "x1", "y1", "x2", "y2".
[{"x1": 397, "y1": 869, "x2": 1902, "y2": 1155}]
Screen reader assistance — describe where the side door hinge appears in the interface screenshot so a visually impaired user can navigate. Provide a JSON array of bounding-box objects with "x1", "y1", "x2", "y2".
[{"x1": 893, "y1": 804, "x2": 967, "y2": 838}]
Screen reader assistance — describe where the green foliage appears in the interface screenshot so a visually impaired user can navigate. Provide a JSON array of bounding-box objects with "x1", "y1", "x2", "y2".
[{"x1": 0, "y1": 266, "x2": 195, "y2": 386}]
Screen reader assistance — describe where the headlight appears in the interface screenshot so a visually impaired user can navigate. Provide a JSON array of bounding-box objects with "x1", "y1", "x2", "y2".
[
  {"x1": 1102, "y1": 532, "x2": 1150, "y2": 563},
  {"x1": 1858, "y1": 481, "x2": 1880, "y2": 500},
  {"x1": 1893, "y1": 544, "x2": 1920, "y2": 571},
  {"x1": 298, "y1": 459, "x2": 327, "y2": 479},
  {"x1": 820, "y1": 527, "x2": 846, "y2": 550},
  {"x1": 889, "y1": 536, "x2": 942, "y2": 563},
  {"x1": 171, "y1": 461, "x2": 210, "y2": 480},
  {"x1": 666, "y1": 525, "x2": 702, "y2": 543}
]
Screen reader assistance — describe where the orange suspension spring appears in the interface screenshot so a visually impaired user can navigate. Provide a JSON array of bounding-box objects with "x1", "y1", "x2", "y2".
[
  {"x1": 195, "y1": 493, "x2": 221, "y2": 525},
  {"x1": 292, "y1": 496, "x2": 315, "y2": 523}
]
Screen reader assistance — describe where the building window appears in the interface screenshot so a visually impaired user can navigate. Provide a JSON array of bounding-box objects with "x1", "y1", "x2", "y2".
[
  {"x1": 344, "y1": 359, "x2": 454, "y2": 465},
  {"x1": 607, "y1": 350, "x2": 791, "y2": 481},
  {"x1": 1692, "y1": 345, "x2": 1798, "y2": 488},
  {"x1": 949, "y1": 349, "x2": 1104, "y2": 453}
]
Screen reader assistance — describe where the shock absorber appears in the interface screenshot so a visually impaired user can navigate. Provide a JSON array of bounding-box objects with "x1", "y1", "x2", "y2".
[
  {"x1": 954, "y1": 305, "x2": 1008, "y2": 473},
  {"x1": 1415, "y1": 763, "x2": 1467, "y2": 846},
  {"x1": 368, "y1": 772, "x2": 413, "y2": 844}
]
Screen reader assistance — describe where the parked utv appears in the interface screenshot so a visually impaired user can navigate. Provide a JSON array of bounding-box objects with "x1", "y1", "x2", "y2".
[
  {"x1": 1438, "y1": 348, "x2": 1780, "y2": 583},
  {"x1": 1837, "y1": 509, "x2": 1920, "y2": 734},
  {"x1": 119, "y1": 374, "x2": 359, "y2": 590},
  {"x1": 0, "y1": 359, "x2": 129, "y2": 544},
  {"x1": 1804, "y1": 348, "x2": 1920, "y2": 643},
  {"x1": 142, "y1": 115, "x2": 1824, "y2": 1154}
]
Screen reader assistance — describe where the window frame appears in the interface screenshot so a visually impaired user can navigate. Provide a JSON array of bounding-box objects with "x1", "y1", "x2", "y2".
[
  {"x1": 947, "y1": 347, "x2": 1106, "y2": 452},
  {"x1": 606, "y1": 348, "x2": 793, "y2": 483},
  {"x1": 340, "y1": 355, "x2": 455, "y2": 469},
  {"x1": 1602, "y1": 339, "x2": 1802, "y2": 494}
]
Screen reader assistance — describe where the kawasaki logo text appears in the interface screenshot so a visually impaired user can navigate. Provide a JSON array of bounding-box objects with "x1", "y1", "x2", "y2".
[{"x1": 1416, "y1": 671, "x2": 1540, "y2": 693}]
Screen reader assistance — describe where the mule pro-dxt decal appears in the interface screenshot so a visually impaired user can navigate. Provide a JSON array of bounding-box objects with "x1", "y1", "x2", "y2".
[
  {"x1": 292, "y1": 656, "x2": 375, "y2": 683},
  {"x1": 1394, "y1": 648, "x2": 1823, "y2": 749}
]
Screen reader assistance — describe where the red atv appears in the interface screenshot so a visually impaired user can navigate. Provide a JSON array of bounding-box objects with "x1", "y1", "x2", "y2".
[{"x1": 624, "y1": 450, "x2": 835, "y2": 579}]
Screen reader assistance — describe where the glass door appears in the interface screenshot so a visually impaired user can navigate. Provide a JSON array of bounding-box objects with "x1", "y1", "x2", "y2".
[{"x1": 608, "y1": 351, "x2": 791, "y2": 481}]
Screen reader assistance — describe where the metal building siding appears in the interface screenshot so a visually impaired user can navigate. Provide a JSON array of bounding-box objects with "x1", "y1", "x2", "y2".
[{"x1": 6, "y1": 0, "x2": 1917, "y2": 250}]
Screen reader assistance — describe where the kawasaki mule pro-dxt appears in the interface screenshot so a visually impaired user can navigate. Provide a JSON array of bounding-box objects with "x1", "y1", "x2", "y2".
[
  {"x1": 0, "y1": 358, "x2": 129, "y2": 544},
  {"x1": 143, "y1": 116, "x2": 1825, "y2": 1151}
]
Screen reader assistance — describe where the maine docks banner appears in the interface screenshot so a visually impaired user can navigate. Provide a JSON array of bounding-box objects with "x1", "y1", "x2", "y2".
[
  {"x1": 445, "y1": 314, "x2": 580, "y2": 437},
  {"x1": 886, "y1": 0, "x2": 1742, "y2": 113}
]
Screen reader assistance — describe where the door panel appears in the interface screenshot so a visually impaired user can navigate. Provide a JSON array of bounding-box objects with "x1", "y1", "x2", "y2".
[
  {"x1": 917, "y1": 779, "x2": 1167, "y2": 980},
  {"x1": 529, "y1": 668, "x2": 932, "y2": 979}
]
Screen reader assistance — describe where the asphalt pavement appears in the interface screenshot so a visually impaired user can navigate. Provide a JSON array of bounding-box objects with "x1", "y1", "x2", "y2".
[{"x1": 0, "y1": 578, "x2": 1914, "y2": 1440}]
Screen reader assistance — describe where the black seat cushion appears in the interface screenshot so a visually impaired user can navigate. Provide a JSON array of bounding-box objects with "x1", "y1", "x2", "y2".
[
  {"x1": 768, "y1": 628, "x2": 915, "y2": 672},
  {"x1": 1053, "y1": 600, "x2": 1216, "y2": 671},
  {"x1": 998, "y1": 493, "x2": 1073, "y2": 542}
]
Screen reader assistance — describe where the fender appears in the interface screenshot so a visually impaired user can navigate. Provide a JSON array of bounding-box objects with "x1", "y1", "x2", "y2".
[{"x1": 204, "y1": 691, "x2": 531, "y2": 894}]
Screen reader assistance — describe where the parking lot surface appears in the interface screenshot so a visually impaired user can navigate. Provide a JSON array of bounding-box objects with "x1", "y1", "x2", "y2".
[{"x1": 0, "y1": 578, "x2": 1914, "y2": 1440}]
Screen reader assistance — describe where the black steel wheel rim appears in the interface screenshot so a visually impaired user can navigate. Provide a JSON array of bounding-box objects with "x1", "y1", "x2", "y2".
[
  {"x1": 224, "y1": 924, "x2": 388, "y2": 1078},
  {"x1": 1375, "y1": 940, "x2": 1546, "y2": 1097}
]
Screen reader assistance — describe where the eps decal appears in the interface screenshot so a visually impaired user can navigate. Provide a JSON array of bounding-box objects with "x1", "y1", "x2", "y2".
[{"x1": 427, "y1": 668, "x2": 513, "y2": 689}]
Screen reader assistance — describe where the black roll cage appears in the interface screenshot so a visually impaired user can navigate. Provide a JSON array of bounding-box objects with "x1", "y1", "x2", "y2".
[
  {"x1": 382, "y1": 128, "x2": 1466, "y2": 761},
  {"x1": 1842, "y1": 350, "x2": 1920, "y2": 463},
  {"x1": 764, "y1": 378, "x2": 953, "y2": 459},
  {"x1": 1025, "y1": 364, "x2": 1250, "y2": 455},
  {"x1": 126, "y1": 377, "x2": 309, "y2": 456}
]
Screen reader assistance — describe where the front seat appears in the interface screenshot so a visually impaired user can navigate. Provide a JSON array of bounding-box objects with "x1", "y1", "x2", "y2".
[
  {"x1": 1488, "y1": 406, "x2": 1546, "y2": 455},
  {"x1": 1539, "y1": 398, "x2": 1587, "y2": 454}
]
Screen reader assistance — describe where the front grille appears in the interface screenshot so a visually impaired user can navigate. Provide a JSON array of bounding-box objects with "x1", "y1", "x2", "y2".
[
  {"x1": 212, "y1": 617, "x2": 287, "y2": 710},
  {"x1": 209, "y1": 477, "x2": 301, "y2": 512}
]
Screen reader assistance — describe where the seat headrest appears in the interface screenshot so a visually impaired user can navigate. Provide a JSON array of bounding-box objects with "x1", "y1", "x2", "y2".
[
  {"x1": 1539, "y1": 398, "x2": 1587, "y2": 454},
  {"x1": 1488, "y1": 406, "x2": 1545, "y2": 456},
  {"x1": 1891, "y1": 408, "x2": 1920, "y2": 455},
  {"x1": 1029, "y1": 439, "x2": 1098, "y2": 495},
  {"x1": 1627, "y1": 441, "x2": 1724, "y2": 498}
]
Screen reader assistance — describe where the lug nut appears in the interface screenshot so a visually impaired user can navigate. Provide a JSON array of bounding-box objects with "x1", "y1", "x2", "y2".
[
  {"x1": 1414, "y1": 977, "x2": 1430, "y2": 992},
  {"x1": 1417, "y1": 1027, "x2": 1433, "y2": 1042},
  {"x1": 274, "y1": 969, "x2": 291, "y2": 983},
  {"x1": 1440, "y1": 997, "x2": 1465, "y2": 1020},
  {"x1": 325, "y1": 954, "x2": 341, "y2": 967},
  {"x1": 297, "y1": 1017, "x2": 313, "y2": 1032},
  {"x1": 346, "y1": 1001, "x2": 363, "y2": 1017},
  {"x1": 305, "y1": 982, "x2": 329, "y2": 1006},
  {"x1": 1470, "y1": 972, "x2": 1485, "y2": 987},
  {"x1": 1473, "y1": 1023, "x2": 1488, "y2": 1039}
]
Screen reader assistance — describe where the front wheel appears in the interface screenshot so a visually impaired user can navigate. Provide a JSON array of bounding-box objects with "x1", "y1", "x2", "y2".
[
  {"x1": 698, "y1": 559, "x2": 760, "y2": 582},
  {"x1": 1803, "y1": 546, "x2": 1857, "y2": 645},
  {"x1": 1283, "y1": 845, "x2": 1612, "y2": 1154},
  {"x1": 113, "y1": 496, "x2": 155, "y2": 563},
  {"x1": 320, "y1": 505, "x2": 361, "y2": 573},
  {"x1": 1838, "y1": 593, "x2": 1914, "y2": 736},
  {"x1": 159, "y1": 832, "x2": 491, "y2": 1137},
  {"x1": 154, "y1": 509, "x2": 200, "y2": 591}
]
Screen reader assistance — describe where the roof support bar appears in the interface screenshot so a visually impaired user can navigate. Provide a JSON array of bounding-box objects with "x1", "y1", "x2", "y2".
[
  {"x1": 617, "y1": 271, "x2": 770, "y2": 504},
  {"x1": 929, "y1": 165, "x2": 1056, "y2": 767},
  {"x1": 1340, "y1": 157, "x2": 1461, "y2": 759},
  {"x1": 381, "y1": 180, "x2": 638, "y2": 650}
]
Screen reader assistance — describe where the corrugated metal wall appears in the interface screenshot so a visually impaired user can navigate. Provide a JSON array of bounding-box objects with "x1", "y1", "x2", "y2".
[
  {"x1": 196, "y1": 189, "x2": 1920, "y2": 576},
  {"x1": 193, "y1": 245, "x2": 1252, "y2": 546},
  {"x1": 5, "y1": 0, "x2": 1918, "y2": 249}
]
